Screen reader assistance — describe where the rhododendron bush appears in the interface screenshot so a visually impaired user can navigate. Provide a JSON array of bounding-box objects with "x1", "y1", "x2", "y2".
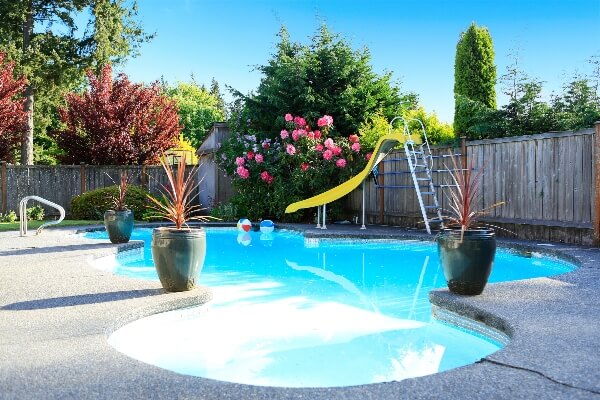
[
  {"x1": 217, "y1": 114, "x2": 368, "y2": 221},
  {"x1": 0, "y1": 52, "x2": 27, "y2": 162}
]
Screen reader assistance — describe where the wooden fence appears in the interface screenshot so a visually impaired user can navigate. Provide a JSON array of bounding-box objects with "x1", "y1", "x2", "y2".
[
  {"x1": 347, "y1": 124, "x2": 599, "y2": 245},
  {"x1": 0, "y1": 164, "x2": 186, "y2": 217}
]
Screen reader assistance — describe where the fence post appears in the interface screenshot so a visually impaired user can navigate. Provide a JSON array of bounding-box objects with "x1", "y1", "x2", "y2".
[
  {"x1": 460, "y1": 136, "x2": 467, "y2": 169},
  {"x1": 141, "y1": 165, "x2": 148, "y2": 190},
  {"x1": 80, "y1": 162, "x2": 86, "y2": 194},
  {"x1": 1, "y1": 161, "x2": 6, "y2": 213},
  {"x1": 594, "y1": 121, "x2": 600, "y2": 246}
]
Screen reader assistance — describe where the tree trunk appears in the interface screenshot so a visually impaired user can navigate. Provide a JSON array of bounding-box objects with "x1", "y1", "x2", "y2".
[{"x1": 21, "y1": 2, "x2": 34, "y2": 165}]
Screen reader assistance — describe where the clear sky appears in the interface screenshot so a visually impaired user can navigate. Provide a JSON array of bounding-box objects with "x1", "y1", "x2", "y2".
[{"x1": 120, "y1": 0, "x2": 600, "y2": 123}]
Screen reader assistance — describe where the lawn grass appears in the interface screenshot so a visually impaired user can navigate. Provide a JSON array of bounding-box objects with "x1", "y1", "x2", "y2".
[{"x1": 0, "y1": 220, "x2": 103, "y2": 232}]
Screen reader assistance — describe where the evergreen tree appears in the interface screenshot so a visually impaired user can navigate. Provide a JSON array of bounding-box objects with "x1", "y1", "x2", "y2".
[
  {"x1": 0, "y1": 0, "x2": 151, "y2": 165},
  {"x1": 454, "y1": 22, "x2": 497, "y2": 135},
  {"x1": 210, "y1": 78, "x2": 226, "y2": 116},
  {"x1": 232, "y1": 25, "x2": 416, "y2": 138}
]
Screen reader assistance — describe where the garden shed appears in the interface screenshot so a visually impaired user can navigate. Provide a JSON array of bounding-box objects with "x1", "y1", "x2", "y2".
[{"x1": 197, "y1": 123, "x2": 235, "y2": 211}]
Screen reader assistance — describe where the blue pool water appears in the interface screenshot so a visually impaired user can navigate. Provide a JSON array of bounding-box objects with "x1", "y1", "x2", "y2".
[{"x1": 87, "y1": 228, "x2": 574, "y2": 387}]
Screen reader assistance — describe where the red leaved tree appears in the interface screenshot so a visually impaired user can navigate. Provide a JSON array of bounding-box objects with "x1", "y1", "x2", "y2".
[
  {"x1": 0, "y1": 52, "x2": 27, "y2": 163},
  {"x1": 51, "y1": 65, "x2": 181, "y2": 165}
]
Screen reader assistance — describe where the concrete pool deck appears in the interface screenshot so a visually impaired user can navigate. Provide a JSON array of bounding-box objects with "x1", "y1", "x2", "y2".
[{"x1": 1, "y1": 223, "x2": 599, "y2": 399}]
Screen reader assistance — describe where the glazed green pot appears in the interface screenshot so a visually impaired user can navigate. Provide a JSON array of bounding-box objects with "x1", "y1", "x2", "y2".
[
  {"x1": 151, "y1": 227, "x2": 206, "y2": 292},
  {"x1": 103, "y1": 210, "x2": 134, "y2": 244},
  {"x1": 437, "y1": 228, "x2": 496, "y2": 295}
]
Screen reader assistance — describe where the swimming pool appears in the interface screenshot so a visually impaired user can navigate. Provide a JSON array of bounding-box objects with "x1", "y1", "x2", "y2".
[{"x1": 87, "y1": 227, "x2": 574, "y2": 387}]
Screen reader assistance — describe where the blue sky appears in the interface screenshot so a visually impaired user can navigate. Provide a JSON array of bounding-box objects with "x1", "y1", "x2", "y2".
[{"x1": 120, "y1": 0, "x2": 600, "y2": 123}]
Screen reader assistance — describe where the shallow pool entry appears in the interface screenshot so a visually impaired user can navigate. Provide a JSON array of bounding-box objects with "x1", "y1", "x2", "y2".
[{"x1": 88, "y1": 228, "x2": 574, "y2": 387}]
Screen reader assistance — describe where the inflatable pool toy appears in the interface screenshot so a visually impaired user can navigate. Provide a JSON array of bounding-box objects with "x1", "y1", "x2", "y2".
[
  {"x1": 237, "y1": 218, "x2": 252, "y2": 232},
  {"x1": 259, "y1": 219, "x2": 275, "y2": 233}
]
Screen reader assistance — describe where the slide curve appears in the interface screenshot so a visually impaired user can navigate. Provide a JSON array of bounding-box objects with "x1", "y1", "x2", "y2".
[{"x1": 285, "y1": 133, "x2": 421, "y2": 213}]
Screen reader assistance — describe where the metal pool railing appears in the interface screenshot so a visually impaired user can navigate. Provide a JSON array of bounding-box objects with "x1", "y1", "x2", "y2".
[{"x1": 19, "y1": 196, "x2": 65, "y2": 236}]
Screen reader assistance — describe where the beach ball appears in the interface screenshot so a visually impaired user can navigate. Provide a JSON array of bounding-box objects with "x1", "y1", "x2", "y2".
[
  {"x1": 259, "y1": 219, "x2": 275, "y2": 233},
  {"x1": 237, "y1": 218, "x2": 252, "y2": 232},
  {"x1": 237, "y1": 232, "x2": 252, "y2": 246}
]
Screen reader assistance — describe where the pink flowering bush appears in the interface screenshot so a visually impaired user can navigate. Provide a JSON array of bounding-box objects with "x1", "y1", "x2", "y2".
[{"x1": 216, "y1": 113, "x2": 368, "y2": 220}]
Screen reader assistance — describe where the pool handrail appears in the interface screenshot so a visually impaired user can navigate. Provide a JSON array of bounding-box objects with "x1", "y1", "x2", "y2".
[{"x1": 19, "y1": 195, "x2": 65, "y2": 236}]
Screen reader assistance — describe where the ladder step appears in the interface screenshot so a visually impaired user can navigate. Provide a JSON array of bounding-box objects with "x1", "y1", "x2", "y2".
[
  {"x1": 420, "y1": 191, "x2": 435, "y2": 195},
  {"x1": 408, "y1": 151, "x2": 424, "y2": 155},
  {"x1": 424, "y1": 205, "x2": 439, "y2": 209},
  {"x1": 416, "y1": 178, "x2": 431, "y2": 181},
  {"x1": 428, "y1": 218, "x2": 444, "y2": 223}
]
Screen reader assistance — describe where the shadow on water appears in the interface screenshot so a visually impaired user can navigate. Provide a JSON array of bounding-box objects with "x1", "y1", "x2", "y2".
[{"x1": 2, "y1": 289, "x2": 164, "y2": 310}]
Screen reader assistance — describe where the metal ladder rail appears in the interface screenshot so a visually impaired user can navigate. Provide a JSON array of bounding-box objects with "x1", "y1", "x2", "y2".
[
  {"x1": 19, "y1": 196, "x2": 65, "y2": 236},
  {"x1": 401, "y1": 120, "x2": 434, "y2": 233},
  {"x1": 418, "y1": 148, "x2": 444, "y2": 227},
  {"x1": 403, "y1": 141, "x2": 432, "y2": 233},
  {"x1": 403, "y1": 119, "x2": 444, "y2": 234},
  {"x1": 408, "y1": 118, "x2": 444, "y2": 229}
]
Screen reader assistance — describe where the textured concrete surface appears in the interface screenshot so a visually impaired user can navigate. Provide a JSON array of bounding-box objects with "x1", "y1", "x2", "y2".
[{"x1": 1, "y1": 223, "x2": 600, "y2": 399}]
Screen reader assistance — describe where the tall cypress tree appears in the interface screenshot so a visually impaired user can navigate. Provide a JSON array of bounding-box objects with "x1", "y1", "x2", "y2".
[
  {"x1": 454, "y1": 22, "x2": 497, "y2": 135},
  {"x1": 0, "y1": 0, "x2": 151, "y2": 165}
]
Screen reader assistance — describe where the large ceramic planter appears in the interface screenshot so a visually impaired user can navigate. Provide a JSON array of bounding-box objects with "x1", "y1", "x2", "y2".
[
  {"x1": 151, "y1": 227, "x2": 206, "y2": 292},
  {"x1": 437, "y1": 228, "x2": 496, "y2": 295},
  {"x1": 103, "y1": 210, "x2": 134, "y2": 244}
]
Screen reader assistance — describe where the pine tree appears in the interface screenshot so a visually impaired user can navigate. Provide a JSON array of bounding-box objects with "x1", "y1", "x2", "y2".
[{"x1": 210, "y1": 78, "x2": 226, "y2": 115}]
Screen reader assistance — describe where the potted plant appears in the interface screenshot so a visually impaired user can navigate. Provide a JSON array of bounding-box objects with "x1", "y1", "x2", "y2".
[
  {"x1": 104, "y1": 171, "x2": 134, "y2": 244},
  {"x1": 147, "y1": 154, "x2": 214, "y2": 292},
  {"x1": 437, "y1": 154, "x2": 504, "y2": 295}
]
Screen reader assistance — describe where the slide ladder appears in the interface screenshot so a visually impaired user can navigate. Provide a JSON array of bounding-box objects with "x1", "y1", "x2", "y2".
[{"x1": 400, "y1": 118, "x2": 444, "y2": 234}]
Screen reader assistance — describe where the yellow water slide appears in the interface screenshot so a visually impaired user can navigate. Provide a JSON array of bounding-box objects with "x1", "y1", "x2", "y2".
[{"x1": 285, "y1": 133, "x2": 421, "y2": 214}]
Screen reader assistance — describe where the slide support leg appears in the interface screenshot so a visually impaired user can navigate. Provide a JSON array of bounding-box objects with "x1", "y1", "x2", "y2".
[{"x1": 361, "y1": 181, "x2": 367, "y2": 230}]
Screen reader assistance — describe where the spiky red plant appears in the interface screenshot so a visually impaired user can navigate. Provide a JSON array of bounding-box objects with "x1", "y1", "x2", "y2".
[
  {"x1": 147, "y1": 153, "x2": 213, "y2": 229},
  {"x1": 112, "y1": 171, "x2": 129, "y2": 211},
  {"x1": 444, "y1": 153, "x2": 503, "y2": 236}
]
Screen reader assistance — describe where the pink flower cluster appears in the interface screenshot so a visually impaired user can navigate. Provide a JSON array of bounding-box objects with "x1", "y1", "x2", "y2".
[
  {"x1": 261, "y1": 171, "x2": 274, "y2": 185},
  {"x1": 317, "y1": 115, "x2": 334, "y2": 128},
  {"x1": 231, "y1": 113, "x2": 366, "y2": 183},
  {"x1": 236, "y1": 166, "x2": 249, "y2": 179},
  {"x1": 279, "y1": 113, "x2": 365, "y2": 170}
]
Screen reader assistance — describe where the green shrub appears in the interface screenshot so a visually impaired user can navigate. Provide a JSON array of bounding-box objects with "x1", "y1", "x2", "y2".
[
  {"x1": 70, "y1": 185, "x2": 151, "y2": 220},
  {"x1": 209, "y1": 202, "x2": 239, "y2": 222},
  {"x1": 0, "y1": 210, "x2": 17, "y2": 223},
  {"x1": 26, "y1": 205, "x2": 44, "y2": 221}
]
